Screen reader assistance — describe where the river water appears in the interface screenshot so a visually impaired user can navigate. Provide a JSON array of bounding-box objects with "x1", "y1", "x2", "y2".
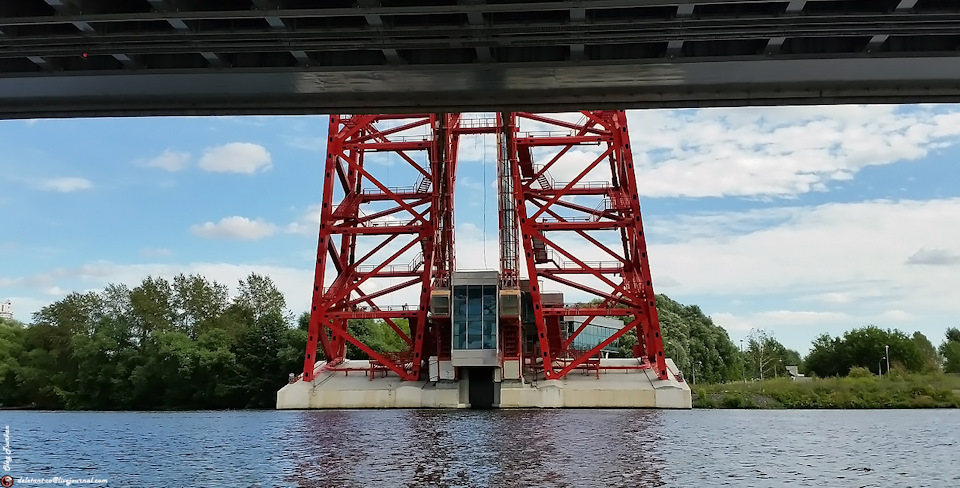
[{"x1": 2, "y1": 409, "x2": 957, "y2": 487}]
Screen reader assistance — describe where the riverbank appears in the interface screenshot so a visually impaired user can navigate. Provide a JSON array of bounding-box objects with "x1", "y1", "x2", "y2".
[{"x1": 692, "y1": 373, "x2": 960, "y2": 409}]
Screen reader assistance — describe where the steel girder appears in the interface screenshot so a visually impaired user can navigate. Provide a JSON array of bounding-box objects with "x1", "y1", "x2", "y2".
[
  {"x1": 507, "y1": 110, "x2": 669, "y2": 380},
  {"x1": 6, "y1": 2, "x2": 960, "y2": 117},
  {"x1": 302, "y1": 113, "x2": 459, "y2": 382},
  {"x1": 302, "y1": 110, "x2": 667, "y2": 383}
]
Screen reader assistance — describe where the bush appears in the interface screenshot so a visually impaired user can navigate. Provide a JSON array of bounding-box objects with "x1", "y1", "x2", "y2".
[
  {"x1": 848, "y1": 366, "x2": 874, "y2": 378},
  {"x1": 694, "y1": 373, "x2": 960, "y2": 409},
  {"x1": 692, "y1": 388, "x2": 715, "y2": 408},
  {"x1": 721, "y1": 392, "x2": 758, "y2": 409}
]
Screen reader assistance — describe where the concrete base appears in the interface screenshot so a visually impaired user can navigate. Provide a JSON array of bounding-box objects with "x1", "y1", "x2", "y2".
[{"x1": 277, "y1": 358, "x2": 691, "y2": 409}]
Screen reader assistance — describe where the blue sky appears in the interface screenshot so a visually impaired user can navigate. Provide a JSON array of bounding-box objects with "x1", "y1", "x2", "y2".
[{"x1": 2, "y1": 105, "x2": 959, "y2": 355}]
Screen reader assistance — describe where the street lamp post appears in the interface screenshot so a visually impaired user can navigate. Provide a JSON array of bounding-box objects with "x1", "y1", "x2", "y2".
[
  {"x1": 740, "y1": 339, "x2": 745, "y2": 383},
  {"x1": 879, "y1": 356, "x2": 885, "y2": 376},
  {"x1": 759, "y1": 342, "x2": 764, "y2": 380},
  {"x1": 885, "y1": 344, "x2": 890, "y2": 374}
]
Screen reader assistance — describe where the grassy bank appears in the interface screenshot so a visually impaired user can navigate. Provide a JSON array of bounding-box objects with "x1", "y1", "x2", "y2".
[{"x1": 692, "y1": 373, "x2": 960, "y2": 409}]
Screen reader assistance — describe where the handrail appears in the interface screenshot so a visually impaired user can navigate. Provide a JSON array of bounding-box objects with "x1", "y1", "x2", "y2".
[
  {"x1": 362, "y1": 185, "x2": 417, "y2": 195},
  {"x1": 459, "y1": 117, "x2": 498, "y2": 129},
  {"x1": 543, "y1": 249, "x2": 621, "y2": 271}
]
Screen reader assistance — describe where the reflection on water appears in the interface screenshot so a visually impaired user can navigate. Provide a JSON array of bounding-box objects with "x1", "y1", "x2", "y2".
[
  {"x1": 4, "y1": 409, "x2": 960, "y2": 487},
  {"x1": 287, "y1": 410, "x2": 665, "y2": 488}
]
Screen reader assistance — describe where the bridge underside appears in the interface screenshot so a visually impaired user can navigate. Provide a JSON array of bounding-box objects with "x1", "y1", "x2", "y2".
[{"x1": 2, "y1": 0, "x2": 960, "y2": 118}]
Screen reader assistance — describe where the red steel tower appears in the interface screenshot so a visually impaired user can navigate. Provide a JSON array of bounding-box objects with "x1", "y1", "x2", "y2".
[{"x1": 302, "y1": 110, "x2": 667, "y2": 383}]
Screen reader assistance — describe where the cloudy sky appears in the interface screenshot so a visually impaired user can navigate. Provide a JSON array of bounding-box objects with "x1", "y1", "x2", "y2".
[{"x1": 1, "y1": 105, "x2": 958, "y2": 354}]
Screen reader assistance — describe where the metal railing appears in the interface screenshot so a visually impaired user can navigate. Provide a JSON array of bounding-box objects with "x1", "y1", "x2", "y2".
[
  {"x1": 520, "y1": 130, "x2": 577, "y2": 138},
  {"x1": 361, "y1": 185, "x2": 418, "y2": 195},
  {"x1": 459, "y1": 117, "x2": 498, "y2": 129},
  {"x1": 531, "y1": 164, "x2": 610, "y2": 191},
  {"x1": 543, "y1": 250, "x2": 622, "y2": 271},
  {"x1": 354, "y1": 252, "x2": 424, "y2": 273},
  {"x1": 552, "y1": 180, "x2": 611, "y2": 190}
]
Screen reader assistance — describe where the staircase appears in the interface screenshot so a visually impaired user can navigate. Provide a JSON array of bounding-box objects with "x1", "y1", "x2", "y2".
[
  {"x1": 536, "y1": 172, "x2": 552, "y2": 190},
  {"x1": 416, "y1": 176, "x2": 431, "y2": 193},
  {"x1": 501, "y1": 321, "x2": 520, "y2": 359},
  {"x1": 532, "y1": 238, "x2": 549, "y2": 264},
  {"x1": 408, "y1": 252, "x2": 425, "y2": 271}
]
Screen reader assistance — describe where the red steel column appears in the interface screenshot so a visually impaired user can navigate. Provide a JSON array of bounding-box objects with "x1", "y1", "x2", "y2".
[
  {"x1": 302, "y1": 114, "x2": 452, "y2": 382},
  {"x1": 511, "y1": 111, "x2": 669, "y2": 380}
]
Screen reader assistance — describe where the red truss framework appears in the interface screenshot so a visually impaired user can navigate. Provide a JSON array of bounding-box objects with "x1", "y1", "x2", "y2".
[
  {"x1": 506, "y1": 110, "x2": 669, "y2": 380},
  {"x1": 302, "y1": 110, "x2": 667, "y2": 382},
  {"x1": 302, "y1": 114, "x2": 459, "y2": 382}
]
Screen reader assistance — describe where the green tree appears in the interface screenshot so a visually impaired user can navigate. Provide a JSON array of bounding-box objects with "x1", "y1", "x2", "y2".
[
  {"x1": 171, "y1": 273, "x2": 229, "y2": 339},
  {"x1": 940, "y1": 328, "x2": 960, "y2": 374},
  {"x1": 0, "y1": 319, "x2": 26, "y2": 407},
  {"x1": 70, "y1": 316, "x2": 139, "y2": 409},
  {"x1": 193, "y1": 328, "x2": 239, "y2": 408},
  {"x1": 912, "y1": 331, "x2": 940, "y2": 372},
  {"x1": 744, "y1": 329, "x2": 801, "y2": 380},
  {"x1": 344, "y1": 318, "x2": 411, "y2": 359},
  {"x1": 946, "y1": 327, "x2": 960, "y2": 343},
  {"x1": 616, "y1": 294, "x2": 741, "y2": 383},
  {"x1": 232, "y1": 310, "x2": 288, "y2": 408},
  {"x1": 942, "y1": 342, "x2": 960, "y2": 374},
  {"x1": 297, "y1": 311, "x2": 310, "y2": 331},
  {"x1": 805, "y1": 325, "x2": 926, "y2": 377},
  {"x1": 804, "y1": 333, "x2": 841, "y2": 377},
  {"x1": 279, "y1": 328, "x2": 308, "y2": 379},
  {"x1": 235, "y1": 273, "x2": 289, "y2": 322},
  {"x1": 129, "y1": 276, "x2": 176, "y2": 347}
]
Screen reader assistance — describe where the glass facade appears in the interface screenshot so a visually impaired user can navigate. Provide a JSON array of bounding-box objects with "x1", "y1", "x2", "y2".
[
  {"x1": 567, "y1": 320, "x2": 620, "y2": 353},
  {"x1": 452, "y1": 285, "x2": 498, "y2": 350}
]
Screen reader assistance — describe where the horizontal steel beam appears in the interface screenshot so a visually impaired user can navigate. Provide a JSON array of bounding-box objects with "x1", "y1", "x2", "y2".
[
  {"x1": 4, "y1": 55, "x2": 960, "y2": 118},
  {"x1": 0, "y1": 0, "x2": 956, "y2": 117},
  {"x1": 0, "y1": 1, "x2": 844, "y2": 25}
]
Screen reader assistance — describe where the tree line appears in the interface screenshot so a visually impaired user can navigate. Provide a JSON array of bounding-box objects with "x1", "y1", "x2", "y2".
[
  {"x1": 613, "y1": 295, "x2": 953, "y2": 383},
  {"x1": 1, "y1": 275, "x2": 958, "y2": 409},
  {"x1": 0, "y1": 273, "x2": 306, "y2": 409}
]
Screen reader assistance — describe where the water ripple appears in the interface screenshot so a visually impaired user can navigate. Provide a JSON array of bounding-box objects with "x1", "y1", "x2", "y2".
[{"x1": 1, "y1": 409, "x2": 958, "y2": 487}]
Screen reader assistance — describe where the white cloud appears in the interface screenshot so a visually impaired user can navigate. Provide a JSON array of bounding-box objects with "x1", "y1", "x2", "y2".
[
  {"x1": 43, "y1": 286, "x2": 65, "y2": 296},
  {"x1": 905, "y1": 247, "x2": 960, "y2": 266},
  {"x1": 617, "y1": 105, "x2": 960, "y2": 198},
  {"x1": 491, "y1": 107, "x2": 960, "y2": 199},
  {"x1": 144, "y1": 150, "x2": 190, "y2": 171},
  {"x1": 710, "y1": 311, "x2": 852, "y2": 332},
  {"x1": 190, "y1": 216, "x2": 276, "y2": 240},
  {"x1": 285, "y1": 204, "x2": 322, "y2": 236},
  {"x1": 644, "y1": 198, "x2": 960, "y2": 312},
  {"x1": 36, "y1": 177, "x2": 93, "y2": 192},
  {"x1": 878, "y1": 310, "x2": 912, "y2": 321},
  {"x1": 486, "y1": 195, "x2": 960, "y2": 349},
  {"x1": 199, "y1": 142, "x2": 272, "y2": 173}
]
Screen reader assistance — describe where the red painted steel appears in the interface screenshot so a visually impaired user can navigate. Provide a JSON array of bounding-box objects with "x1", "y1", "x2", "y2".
[
  {"x1": 509, "y1": 110, "x2": 668, "y2": 380},
  {"x1": 302, "y1": 110, "x2": 667, "y2": 383},
  {"x1": 302, "y1": 114, "x2": 459, "y2": 381}
]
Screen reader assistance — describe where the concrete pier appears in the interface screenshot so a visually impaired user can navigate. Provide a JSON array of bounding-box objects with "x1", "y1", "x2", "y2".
[{"x1": 277, "y1": 358, "x2": 691, "y2": 409}]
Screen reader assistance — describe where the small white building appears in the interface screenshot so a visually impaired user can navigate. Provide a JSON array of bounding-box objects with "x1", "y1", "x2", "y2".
[
  {"x1": 785, "y1": 365, "x2": 811, "y2": 382},
  {"x1": 0, "y1": 300, "x2": 12, "y2": 320}
]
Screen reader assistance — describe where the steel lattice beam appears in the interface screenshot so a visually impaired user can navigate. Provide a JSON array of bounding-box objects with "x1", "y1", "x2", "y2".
[
  {"x1": 509, "y1": 111, "x2": 669, "y2": 380},
  {"x1": 302, "y1": 114, "x2": 459, "y2": 382},
  {"x1": 301, "y1": 111, "x2": 670, "y2": 383}
]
